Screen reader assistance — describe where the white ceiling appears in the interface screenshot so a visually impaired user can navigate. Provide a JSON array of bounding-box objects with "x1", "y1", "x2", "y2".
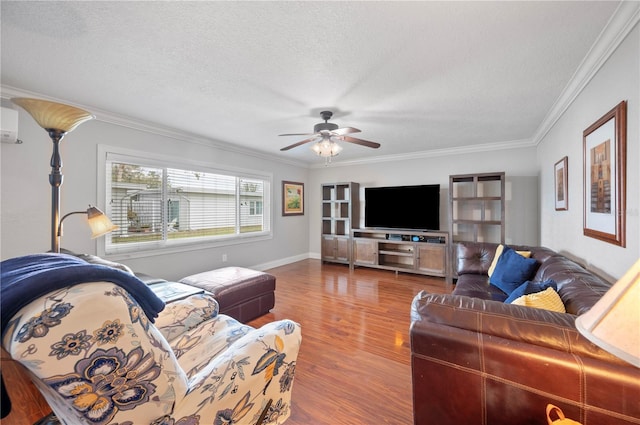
[{"x1": 0, "y1": 1, "x2": 623, "y2": 166}]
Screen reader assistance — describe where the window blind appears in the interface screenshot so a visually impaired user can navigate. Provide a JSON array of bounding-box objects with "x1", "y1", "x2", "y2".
[{"x1": 105, "y1": 154, "x2": 270, "y2": 254}]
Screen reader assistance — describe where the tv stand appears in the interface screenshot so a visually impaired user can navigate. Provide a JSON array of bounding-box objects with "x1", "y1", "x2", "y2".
[{"x1": 351, "y1": 229, "x2": 450, "y2": 283}]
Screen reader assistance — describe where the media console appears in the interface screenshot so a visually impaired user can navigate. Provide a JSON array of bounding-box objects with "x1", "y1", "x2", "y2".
[{"x1": 351, "y1": 229, "x2": 451, "y2": 283}]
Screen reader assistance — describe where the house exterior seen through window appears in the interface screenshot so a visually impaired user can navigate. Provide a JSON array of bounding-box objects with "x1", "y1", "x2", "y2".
[{"x1": 104, "y1": 156, "x2": 271, "y2": 254}]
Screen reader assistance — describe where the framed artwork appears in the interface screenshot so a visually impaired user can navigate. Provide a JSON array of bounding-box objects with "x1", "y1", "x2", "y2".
[
  {"x1": 282, "y1": 181, "x2": 304, "y2": 216},
  {"x1": 583, "y1": 100, "x2": 626, "y2": 247},
  {"x1": 554, "y1": 156, "x2": 568, "y2": 211}
]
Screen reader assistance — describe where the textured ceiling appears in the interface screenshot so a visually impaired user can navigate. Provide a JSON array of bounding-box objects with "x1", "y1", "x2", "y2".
[{"x1": 0, "y1": 1, "x2": 621, "y2": 165}]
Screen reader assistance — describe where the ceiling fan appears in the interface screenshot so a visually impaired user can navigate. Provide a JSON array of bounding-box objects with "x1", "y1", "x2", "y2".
[{"x1": 279, "y1": 111, "x2": 380, "y2": 158}]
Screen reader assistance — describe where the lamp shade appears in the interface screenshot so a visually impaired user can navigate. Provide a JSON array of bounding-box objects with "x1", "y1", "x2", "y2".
[
  {"x1": 86, "y1": 206, "x2": 119, "y2": 239},
  {"x1": 575, "y1": 259, "x2": 640, "y2": 368},
  {"x1": 12, "y1": 98, "x2": 94, "y2": 133}
]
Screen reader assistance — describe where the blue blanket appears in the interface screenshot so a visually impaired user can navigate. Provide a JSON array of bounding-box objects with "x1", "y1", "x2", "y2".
[
  {"x1": 0, "y1": 253, "x2": 166, "y2": 417},
  {"x1": 1, "y1": 253, "x2": 165, "y2": 335}
]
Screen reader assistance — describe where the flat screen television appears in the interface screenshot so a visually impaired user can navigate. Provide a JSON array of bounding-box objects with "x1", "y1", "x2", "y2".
[{"x1": 364, "y1": 184, "x2": 440, "y2": 231}]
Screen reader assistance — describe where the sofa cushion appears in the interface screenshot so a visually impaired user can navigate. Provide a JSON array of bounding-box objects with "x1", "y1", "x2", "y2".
[
  {"x1": 504, "y1": 279, "x2": 557, "y2": 303},
  {"x1": 489, "y1": 246, "x2": 539, "y2": 294},
  {"x1": 511, "y1": 287, "x2": 566, "y2": 312},
  {"x1": 487, "y1": 244, "x2": 532, "y2": 277}
]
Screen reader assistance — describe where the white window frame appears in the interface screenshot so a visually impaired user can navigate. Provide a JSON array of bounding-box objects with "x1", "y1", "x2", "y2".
[{"x1": 97, "y1": 145, "x2": 272, "y2": 260}]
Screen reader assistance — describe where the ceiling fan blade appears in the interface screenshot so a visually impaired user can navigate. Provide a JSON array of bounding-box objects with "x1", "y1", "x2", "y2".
[
  {"x1": 332, "y1": 127, "x2": 361, "y2": 136},
  {"x1": 280, "y1": 135, "x2": 321, "y2": 151},
  {"x1": 278, "y1": 132, "x2": 316, "y2": 137},
  {"x1": 341, "y1": 135, "x2": 381, "y2": 149}
]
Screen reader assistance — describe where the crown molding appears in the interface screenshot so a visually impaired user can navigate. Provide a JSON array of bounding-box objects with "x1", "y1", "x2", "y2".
[
  {"x1": 532, "y1": 0, "x2": 640, "y2": 145},
  {"x1": 311, "y1": 138, "x2": 536, "y2": 169},
  {"x1": 0, "y1": 85, "x2": 306, "y2": 168}
]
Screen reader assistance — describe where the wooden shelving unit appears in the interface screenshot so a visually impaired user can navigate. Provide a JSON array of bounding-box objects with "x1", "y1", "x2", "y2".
[
  {"x1": 321, "y1": 182, "x2": 359, "y2": 265},
  {"x1": 449, "y1": 172, "x2": 505, "y2": 244},
  {"x1": 351, "y1": 229, "x2": 450, "y2": 283},
  {"x1": 449, "y1": 172, "x2": 505, "y2": 278}
]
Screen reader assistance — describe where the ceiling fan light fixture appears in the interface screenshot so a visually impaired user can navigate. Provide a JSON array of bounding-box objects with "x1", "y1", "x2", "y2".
[
  {"x1": 280, "y1": 110, "x2": 380, "y2": 162},
  {"x1": 311, "y1": 137, "x2": 342, "y2": 158}
]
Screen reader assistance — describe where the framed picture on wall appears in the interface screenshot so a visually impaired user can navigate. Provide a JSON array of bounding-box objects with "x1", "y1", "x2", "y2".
[
  {"x1": 282, "y1": 181, "x2": 304, "y2": 216},
  {"x1": 583, "y1": 100, "x2": 626, "y2": 247},
  {"x1": 554, "y1": 156, "x2": 568, "y2": 211}
]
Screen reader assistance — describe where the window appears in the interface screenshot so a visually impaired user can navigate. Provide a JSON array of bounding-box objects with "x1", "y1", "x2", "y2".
[
  {"x1": 103, "y1": 150, "x2": 271, "y2": 255},
  {"x1": 249, "y1": 200, "x2": 263, "y2": 216}
]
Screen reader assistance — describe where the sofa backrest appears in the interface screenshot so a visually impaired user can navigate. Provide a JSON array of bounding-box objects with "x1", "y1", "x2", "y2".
[{"x1": 455, "y1": 242, "x2": 612, "y2": 315}]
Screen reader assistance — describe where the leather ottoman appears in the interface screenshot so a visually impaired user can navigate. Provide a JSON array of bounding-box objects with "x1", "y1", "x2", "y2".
[{"x1": 179, "y1": 267, "x2": 275, "y2": 323}]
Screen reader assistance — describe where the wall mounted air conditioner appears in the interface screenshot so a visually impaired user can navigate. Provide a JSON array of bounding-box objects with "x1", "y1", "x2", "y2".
[{"x1": 1, "y1": 107, "x2": 20, "y2": 144}]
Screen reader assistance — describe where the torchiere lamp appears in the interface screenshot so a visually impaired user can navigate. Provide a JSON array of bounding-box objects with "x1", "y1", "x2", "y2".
[
  {"x1": 576, "y1": 258, "x2": 640, "y2": 368},
  {"x1": 12, "y1": 98, "x2": 116, "y2": 252}
]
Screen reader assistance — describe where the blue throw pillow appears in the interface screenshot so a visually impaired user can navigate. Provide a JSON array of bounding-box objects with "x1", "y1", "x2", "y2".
[
  {"x1": 489, "y1": 246, "x2": 539, "y2": 294},
  {"x1": 504, "y1": 279, "x2": 557, "y2": 303}
]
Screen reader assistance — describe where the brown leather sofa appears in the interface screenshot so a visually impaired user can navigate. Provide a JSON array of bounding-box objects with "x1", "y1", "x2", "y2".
[{"x1": 410, "y1": 241, "x2": 640, "y2": 425}]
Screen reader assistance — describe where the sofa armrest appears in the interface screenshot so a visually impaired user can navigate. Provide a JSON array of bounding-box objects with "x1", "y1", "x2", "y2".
[
  {"x1": 455, "y1": 242, "x2": 498, "y2": 275},
  {"x1": 410, "y1": 291, "x2": 640, "y2": 424},
  {"x1": 411, "y1": 291, "x2": 621, "y2": 363}
]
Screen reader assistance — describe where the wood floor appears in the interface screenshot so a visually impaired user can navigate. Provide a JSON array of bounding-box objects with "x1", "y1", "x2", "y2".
[
  {"x1": 249, "y1": 260, "x2": 452, "y2": 424},
  {"x1": 1, "y1": 259, "x2": 452, "y2": 425}
]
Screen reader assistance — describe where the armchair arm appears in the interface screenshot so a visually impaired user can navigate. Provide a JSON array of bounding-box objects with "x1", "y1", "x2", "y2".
[
  {"x1": 154, "y1": 293, "x2": 219, "y2": 343},
  {"x1": 171, "y1": 319, "x2": 301, "y2": 425}
]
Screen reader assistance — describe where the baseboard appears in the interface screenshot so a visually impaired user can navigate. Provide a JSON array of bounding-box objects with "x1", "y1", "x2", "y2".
[{"x1": 251, "y1": 252, "x2": 315, "y2": 271}]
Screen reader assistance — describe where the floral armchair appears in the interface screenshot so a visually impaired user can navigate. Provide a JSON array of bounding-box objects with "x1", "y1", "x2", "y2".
[{"x1": 1, "y1": 255, "x2": 301, "y2": 425}]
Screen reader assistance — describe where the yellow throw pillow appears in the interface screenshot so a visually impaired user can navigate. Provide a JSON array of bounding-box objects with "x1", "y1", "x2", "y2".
[
  {"x1": 510, "y1": 287, "x2": 566, "y2": 312},
  {"x1": 487, "y1": 244, "x2": 532, "y2": 277}
]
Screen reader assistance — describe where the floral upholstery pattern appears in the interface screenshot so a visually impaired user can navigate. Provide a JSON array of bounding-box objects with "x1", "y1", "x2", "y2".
[{"x1": 2, "y1": 282, "x2": 301, "y2": 424}]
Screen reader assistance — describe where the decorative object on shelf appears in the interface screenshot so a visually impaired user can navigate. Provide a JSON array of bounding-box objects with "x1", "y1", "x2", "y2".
[
  {"x1": 11, "y1": 98, "x2": 116, "y2": 252},
  {"x1": 279, "y1": 111, "x2": 380, "y2": 164},
  {"x1": 575, "y1": 258, "x2": 639, "y2": 368},
  {"x1": 59, "y1": 205, "x2": 118, "y2": 240},
  {"x1": 282, "y1": 180, "x2": 304, "y2": 216},
  {"x1": 554, "y1": 156, "x2": 568, "y2": 211},
  {"x1": 582, "y1": 100, "x2": 626, "y2": 246}
]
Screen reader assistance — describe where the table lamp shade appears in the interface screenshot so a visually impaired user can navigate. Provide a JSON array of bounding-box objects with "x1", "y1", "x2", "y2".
[
  {"x1": 575, "y1": 259, "x2": 640, "y2": 368},
  {"x1": 11, "y1": 98, "x2": 94, "y2": 133},
  {"x1": 86, "y1": 206, "x2": 118, "y2": 239}
]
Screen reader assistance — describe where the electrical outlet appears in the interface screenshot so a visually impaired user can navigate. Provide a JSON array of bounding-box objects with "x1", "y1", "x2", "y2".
[{"x1": 222, "y1": 253, "x2": 228, "y2": 262}]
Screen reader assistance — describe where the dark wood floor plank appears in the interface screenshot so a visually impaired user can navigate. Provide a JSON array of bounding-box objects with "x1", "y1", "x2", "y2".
[{"x1": 249, "y1": 259, "x2": 452, "y2": 425}]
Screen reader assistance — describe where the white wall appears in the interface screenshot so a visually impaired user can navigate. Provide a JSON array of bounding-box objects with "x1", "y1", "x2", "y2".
[
  {"x1": 308, "y1": 146, "x2": 540, "y2": 256},
  {"x1": 0, "y1": 110, "x2": 310, "y2": 281},
  {"x1": 537, "y1": 23, "x2": 639, "y2": 281}
]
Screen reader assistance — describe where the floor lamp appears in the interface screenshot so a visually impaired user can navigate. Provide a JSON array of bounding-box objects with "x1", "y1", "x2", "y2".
[{"x1": 12, "y1": 98, "x2": 116, "y2": 252}]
